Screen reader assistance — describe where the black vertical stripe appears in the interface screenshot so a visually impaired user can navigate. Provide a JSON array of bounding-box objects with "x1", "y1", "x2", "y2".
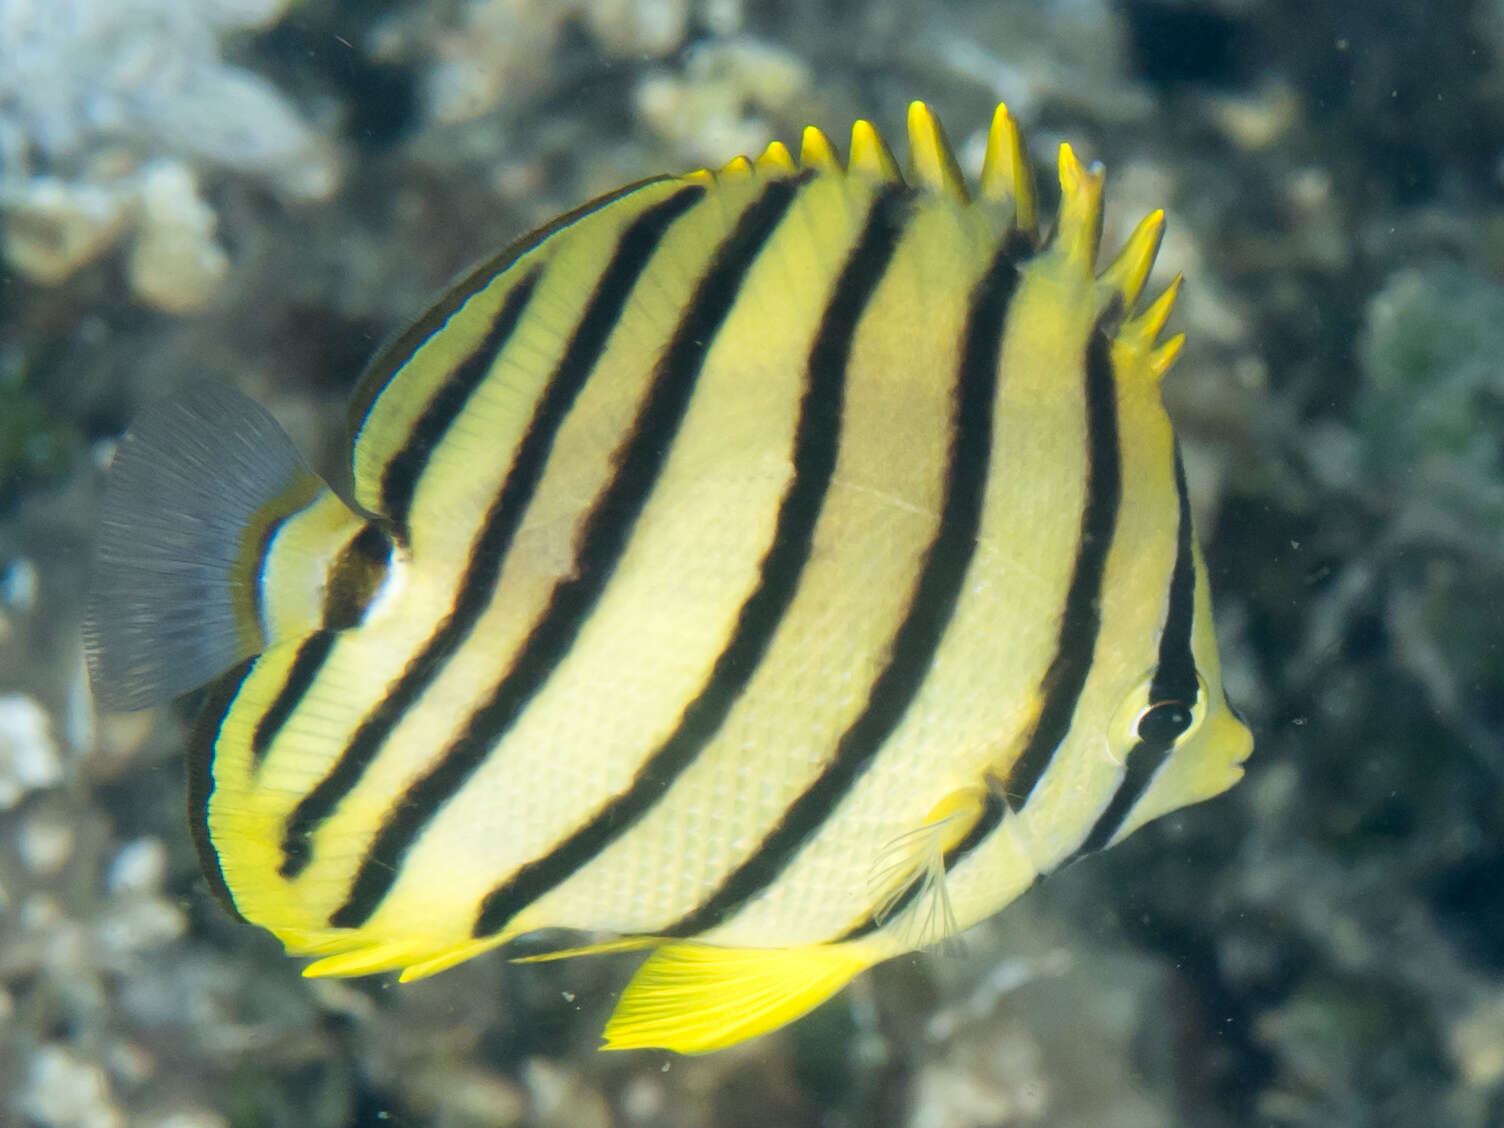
[
  {"x1": 327, "y1": 176, "x2": 809, "y2": 928},
  {"x1": 996, "y1": 303, "x2": 1124, "y2": 809},
  {"x1": 471, "y1": 183, "x2": 912, "y2": 940},
  {"x1": 277, "y1": 185, "x2": 705, "y2": 879},
  {"x1": 837, "y1": 298, "x2": 1131, "y2": 942},
  {"x1": 348, "y1": 176, "x2": 673, "y2": 441},
  {"x1": 322, "y1": 523, "x2": 395, "y2": 632},
  {"x1": 1144, "y1": 446, "x2": 1199, "y2": 706},
  {"x1": 190, "y1": 658, "x2": 257, "y2": 921},
  {"x1": 657, "y1": 231, "x2": 1023, "y2": 940},
  {"x1": 1069, "y1": 444, "x2": 1199, "y2": 858},
  {"x1": 251, "y1": 631, "x2": 337, "y2": 767},
  {"x1": 380, "y1": 266, "x2": 543, "y2": 537}
]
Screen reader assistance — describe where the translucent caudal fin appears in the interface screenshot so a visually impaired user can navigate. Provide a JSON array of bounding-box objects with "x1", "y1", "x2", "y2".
[{"x1": 82, "y1": 383, "x2": 325, "y2": 711}]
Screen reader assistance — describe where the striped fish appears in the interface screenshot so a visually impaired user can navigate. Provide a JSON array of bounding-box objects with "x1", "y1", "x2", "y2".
[{"x1": 83, "y1": 102, "x2": 1253, "y2": 1054}]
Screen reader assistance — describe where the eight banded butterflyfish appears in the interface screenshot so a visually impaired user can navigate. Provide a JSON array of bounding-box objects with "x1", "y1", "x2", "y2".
[{"x1": 83, "y1": 102, "x2": 1253, "y2": 1054}]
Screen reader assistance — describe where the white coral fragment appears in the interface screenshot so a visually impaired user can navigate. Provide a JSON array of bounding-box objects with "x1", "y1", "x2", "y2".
[
  {"x1": 127, "y1": 161, "x2": 229, "y2": 313},
  {"x1": 0, "y1": 177, "x2": 131, "y2": 285},
  {"x1": 0, "y1": 692, "x2": 62, "y2": 809}
]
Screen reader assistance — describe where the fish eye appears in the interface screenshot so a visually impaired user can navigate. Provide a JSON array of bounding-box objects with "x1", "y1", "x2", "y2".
[{"x1": 1135, "y1": 700, "x2": 1194, "y2": 745}]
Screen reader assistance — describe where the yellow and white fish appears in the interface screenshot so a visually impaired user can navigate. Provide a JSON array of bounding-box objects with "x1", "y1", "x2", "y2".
[{"x1": 83, "y1": 102, "x2": 1252, "y2": 1054}]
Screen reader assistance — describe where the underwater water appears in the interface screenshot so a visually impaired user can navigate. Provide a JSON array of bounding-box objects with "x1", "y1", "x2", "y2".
[{"x1": 2, "y1": 0, "x2": 1503, "y2": 1124}]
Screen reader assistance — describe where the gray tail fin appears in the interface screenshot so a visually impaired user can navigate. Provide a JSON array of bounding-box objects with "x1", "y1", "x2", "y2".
[{"x1": 83, "y1": 383, "x2": 324, "y2": 711}]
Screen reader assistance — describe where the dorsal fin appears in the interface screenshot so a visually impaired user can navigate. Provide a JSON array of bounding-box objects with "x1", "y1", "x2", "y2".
[
  {"x1": 849, "y1": 118, "x2": 902, "y2": 181},
  {"x1": 905, "y1": 102, "x2": 969, "y2": 202},
  {"x1": 980, "y1": 102, "x2": 1038, "y2": 235},
  {"x1": 754, "y1": 139, "x2": 797, "y2": 174},
  {"x1": 1053, "y1": 142, "x2": 1105, "y2": 272},
  {"x1": 798, "y1": 125, "x2": 842, "y2": 173}
]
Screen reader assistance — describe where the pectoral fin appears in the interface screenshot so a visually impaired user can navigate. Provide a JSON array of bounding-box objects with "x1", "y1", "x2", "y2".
[{"x1": 868, "y1": 785, "x2": 990, "y2": 949}]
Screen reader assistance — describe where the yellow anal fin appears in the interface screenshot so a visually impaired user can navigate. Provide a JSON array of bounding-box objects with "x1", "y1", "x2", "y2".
[{"x1": 602, "y1": 941, "x2": 880, "y2": 1054}]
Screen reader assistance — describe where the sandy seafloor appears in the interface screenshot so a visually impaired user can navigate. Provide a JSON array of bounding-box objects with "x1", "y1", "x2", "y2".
[{"x1": 2, "y1": 0, "x2": 1503, "y2": 1125}]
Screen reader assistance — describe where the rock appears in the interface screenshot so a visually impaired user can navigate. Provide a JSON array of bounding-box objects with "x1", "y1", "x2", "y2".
[
  {"x1": 0, "y1": 177, "x2": 132, "y2": 285},
  {"x1": 126, "y1": 162, "x2": 229, "y2": 313},
  {"x1": 14, "y1": 1044, "x2": 124, "y2": 1128},
  {"x1": 0, "y1": 693, "x2": 62, "y2": 809}
]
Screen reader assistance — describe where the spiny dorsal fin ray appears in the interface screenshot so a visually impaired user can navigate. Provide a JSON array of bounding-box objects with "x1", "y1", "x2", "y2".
[
  {"x1": 849, "y1": 118, "x2": 902, "y2": 181},
  {"x1": 755, "y1": 139, "x2": 796, "y2": 174},
  {"x1": 798, "y1": 125, "x2": 841, "y2": 173},
  {"x1": 1117, "y1": 274, "x2": 1185, "y2": 380},
  {"x1": 719, "y1": 153, "x2": 754, "y2": 181},
  {"x1": 1053, "y1": 142, "x2": 1105, "y2": 273},
  {"x1": 980, "y1": 102, "x2": 1038, "y2": 236},
  {"x1": 905, "y1": 101, "x2": 969, "y2": 202},
  {"x1": 1122, "y1": 272, "x2": 1182, "y2": 351},
  {"x1": 701, "y1": 108, "x2": 1170, "y2": 348},
  {"x1": 1148, "y1": 332, "x2": 1186, "y2": 379},
  {"x1": 1100, "y1": 208, "x2": 1165, "y2": 311},
  {"x1": 699, "y1": 104, "x2": 1174, "y2": 342}
]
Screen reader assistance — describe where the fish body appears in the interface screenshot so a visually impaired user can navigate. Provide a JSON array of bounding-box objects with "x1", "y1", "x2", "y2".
[{"x1": 83, "y1": 103, "x2": 1252, "y2": 1053}]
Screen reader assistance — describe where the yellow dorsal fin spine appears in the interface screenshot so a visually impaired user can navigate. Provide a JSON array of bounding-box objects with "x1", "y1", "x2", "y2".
[
  {"x1": 1148, "y1": 332, "x2": 1186, "y2": 379},
  {"x1": 848, "y1": 119, "x2": 901, "y2": 181},
  {"x1": 755, "y1": 139, "x2": 797, "y2": 174},
  {"x1": 1121, "y1": 273, "x2": 1183, "y2": 356},
  {"x1": 1053, "y1": 142, "x2": 1105, "y2": 272},
  {"x1": 980, "y1": 102, "x2": 1037, "y2": 235},
  {"x1": 905, "y1": 101, "x2": 969, "y2": 202},
  {"x1": 799, "y1": 125, "x2": 842, "y2": 173},
  {"x1": 1100, "y1": 208, "x2": 1165, "y2": 309},
  {"x1": 718, "y1": 154, "x2": 755, "y2": 180}
]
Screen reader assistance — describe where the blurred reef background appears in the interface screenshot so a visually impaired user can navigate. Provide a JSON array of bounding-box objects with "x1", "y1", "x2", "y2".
[{"x1": 2, "y1": 0, "x2": 1504, "y2": 1125}]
